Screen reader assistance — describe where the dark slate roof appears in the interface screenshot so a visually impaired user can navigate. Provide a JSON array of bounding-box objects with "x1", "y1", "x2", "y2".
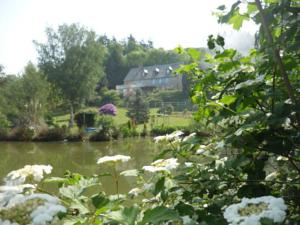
[{"x1": 124, "y1": 63, "x2": 182, "y2": 82}]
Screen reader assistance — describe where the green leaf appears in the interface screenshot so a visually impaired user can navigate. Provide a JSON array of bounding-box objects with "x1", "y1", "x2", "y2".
[
  {"x1": 228, "y1": 11, "x2": 249, "y2": 30},
  {"x1": 109, "y1": 206, "x2": 139, "y2": 225},
  {"x1": 141, "y1": 206, "x2": 179, "y2": 224},
  {"x1": 215, "y1": 49, "x2": 237, "y2": 59},
  {"x1": 216, "y1": 35, "x2": 225, "y2": 47},
  {"x1": 219, "y1": 95, "x2": 237, "y2": 106},
  {"x1": 217, "y1": 5, "x2": 226, "y2": 11},
  {"x1": 154, "y1": 177, "x2": 165, "y2": 195},
  {"x1": 91, "y1": 194, "x2": 109, "y2": 209},
  {"x1": 188, "y1": 48, "x2": 201, "y2": 61},
  {"x1": 247, "y1": 3, "x2": 257, "y2": 14},
  {"x1": 70, "y1": 199, "x2": 90, "y2": 215}
]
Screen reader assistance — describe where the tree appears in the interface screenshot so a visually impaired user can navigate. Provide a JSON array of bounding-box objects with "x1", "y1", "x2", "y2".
[
  {"x1": 0, "y1": 64, "x2": 4, "y2": 74},
  {"x1": 35, "y1": 24, "x2": 106, "y2": 127},
  {"x1": 104, "y1": 41, "x2": 126, "y2": 89},
  {"x1": 0, "y1": 63, "x2": 50, "y2": 127},
  {"x1": 126, "y1": 90, "x2": 149, "y2": 124}
]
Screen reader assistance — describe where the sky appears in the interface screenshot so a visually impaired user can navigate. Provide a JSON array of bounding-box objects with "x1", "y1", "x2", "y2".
[{"x1": 0, "y1": 0, "x2": 258, "y2": 74}]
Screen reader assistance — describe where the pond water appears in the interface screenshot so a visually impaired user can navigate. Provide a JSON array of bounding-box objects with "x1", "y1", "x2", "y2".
[{"x1": 0, "y1": 138, "x2": 158, "y2": 194}]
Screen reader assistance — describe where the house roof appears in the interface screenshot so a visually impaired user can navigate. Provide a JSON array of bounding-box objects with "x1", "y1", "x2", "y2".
[{"x1": 124, "y1": 63, "x2": 182, "y2": 82}]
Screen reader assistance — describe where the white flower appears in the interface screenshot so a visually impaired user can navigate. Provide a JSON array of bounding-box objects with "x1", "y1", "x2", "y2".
[
  {"x1": 223, "y1": 196, "x2": 287, "y2": 225},
  {"x1": 128, "y1": 188, "x2": 143, "y2": 197},
  {"x1": 143, "y1": 158, "x2": 179, "y2": 173},
  {"x1": 0, "y1": 219, "x2": 19, "y2": 225},
  {"x1": 154, "y1": 131, "x2": 184, "y2": 143},
  {"x1": 143, "y1": 183, "x2": 154, "y2": 191},
  {"x1": 185, "y1": 162, "x2": 193, "y2": 168},
  {"x1": 196, "y1": 145, "x2": 207, "y2": 154},
  {"x1": 216, "y1": 157, "x2": 228, "y2": 169},
  {"x1": 153, "y1": 135, "x2": 167, "y2": 143},
  {"x1": 97, "y1": 155, "x2": 131, "y2": 164},
  {"x1": 181, "y1": 215, "x2": 192, "y2": 224},
  {"x1": 266, "y1": 112, "x2": 272, "y2": 117},
  {"x1": 183, "y1": 133, "x2": 196, "y2": 142},
  {"x1": 265, "y1": 172, "x2": 279, "y2": 181},
  {"x1": 284, "y1": 98, "x2": 292, "y2": 104},
  {"x1": 282, "y1": 118, "x2": 292, "y2": 130},
  {"x1": 5, "y1": 165, "x2": 52, "y2": 185},
  {"x1": 0, "y1": 193, "x2": 66, "y2": 225},
  {"x1": 0, "y1": 184, "x2": 36, "y2": 195},
  {"x1": 276, "y1": 156, "x2": 288, "y2": 161},
  {"x1": 120, "y1": 169, "x2": 138, "y2": 177}
]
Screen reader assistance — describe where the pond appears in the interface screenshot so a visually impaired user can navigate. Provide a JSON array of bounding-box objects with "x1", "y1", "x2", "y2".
[{"x1": 0, "y1": 138, "x2": 158, "y2": 194}]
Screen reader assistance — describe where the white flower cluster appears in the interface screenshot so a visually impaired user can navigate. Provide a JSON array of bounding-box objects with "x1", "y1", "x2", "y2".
[
  {"x1": 153, "y1": 131, "x2": 184, "y2": 143},
  {"x1": 0, "y1": 219, "x2": 19, "y2": 225},
  {"x1": 128, "y1": 187, "x2": 143, "y2": 197},
  {"x1": 0, "y1": 193, "x2": 66, "y2": 225},
  {"x1": 97, "y1": 155, "x2": 131, "y2": 164},
  {"x1": 224, "y1": 196, "x2": 287, "y2": 225},
  {"x1": 182, "y1": 132, "x2": 196, "y2": 142},
  {"x1": 0, "y1": 165, "x2": 65, "y2": 225},
  {"x1": 5, "y1": 165, "x2": 52, "y2": 185},
  {"x1": 143, "y1": 158, "x2": 179, "y2": 173}
]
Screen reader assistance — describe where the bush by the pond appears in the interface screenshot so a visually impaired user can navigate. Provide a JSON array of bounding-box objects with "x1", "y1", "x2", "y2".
[
  {"x1": 74, "y1": 111, "x2": 97, "y2": 128},
  {"x1": 33, "y1": 127, "x2": 66, "y2": 142},
  {"x1": 90, "y1": 115, "x2": 119, "y2": 141},
  {"x1": 0, "y1": 113, "x2": 10, "y2": 140},
  {"x1": 8, "y1": 126, "x2": 35, "y2": 141},
  {"x1": 119, "y1": 125, "x2": 139, "y2": 138}
]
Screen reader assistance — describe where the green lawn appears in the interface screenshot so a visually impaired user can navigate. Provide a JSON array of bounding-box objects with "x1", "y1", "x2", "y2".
[{"x1": 53, "y1": 107, "x2": 193, "y2": 130}]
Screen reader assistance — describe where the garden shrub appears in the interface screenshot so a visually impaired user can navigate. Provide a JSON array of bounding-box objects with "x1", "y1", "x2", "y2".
[
  {"x1": 158, "y1": 103, "x2": 174, "y2": 115},
  {"x1": 74, "y1": 111, "x2": 97, "y2": 128},
  {"x1": 33, "y1": 127, "x2": 66, "y2": 141},
  {"x1": 8, "y1": 126, "x2": 35, "y2": 141},
  {"x1": 126, "y1": 90, "x2": 149, "y2": 124},
  {"x1": 0, "y1": 113, "x2": 10, "y2": 140},
  {"x1": 90, "y1": 115, "x2": 118, "y2": 141},
  {"x1": 119, "y1": 123, "x2": 139, "y2": 138}
]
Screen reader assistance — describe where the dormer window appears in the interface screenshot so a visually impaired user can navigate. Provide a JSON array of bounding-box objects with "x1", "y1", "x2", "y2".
[
  {"x1": 167, "y1": 66, "x2": 173, "y2": 74},
  {"x1": 154, "y1": 68, "x2": 159, "y2": 75},
  {"x1": 143, "y1": 69, "x2": 148, "y2": 76}
]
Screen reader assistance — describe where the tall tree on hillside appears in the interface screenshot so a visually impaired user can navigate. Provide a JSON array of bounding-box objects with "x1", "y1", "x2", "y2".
[
  {"x1": 104, "y1": 41, "x2": 126, "y2": 89},
  {"x1": 35, "y1": 24, "x2": 106, "y2": 127}
]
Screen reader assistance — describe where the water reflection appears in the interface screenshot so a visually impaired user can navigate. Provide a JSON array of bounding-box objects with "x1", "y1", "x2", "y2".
[{"x1": 0, "y1": 138, "x2": 157, "y2": 194}]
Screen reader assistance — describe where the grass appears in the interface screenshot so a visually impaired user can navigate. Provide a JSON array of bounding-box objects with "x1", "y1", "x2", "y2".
[{"x1": 53, "y1": 107, "x2": 194, "y2": 131}]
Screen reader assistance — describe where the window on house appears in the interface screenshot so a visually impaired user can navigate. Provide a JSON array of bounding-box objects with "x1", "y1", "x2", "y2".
[
  {"x1": 143, "y1": 69, "x2": 148, "y2": 76},
  {"x1": 167, "y1": 66, "x2": 173, "y2": 75}
]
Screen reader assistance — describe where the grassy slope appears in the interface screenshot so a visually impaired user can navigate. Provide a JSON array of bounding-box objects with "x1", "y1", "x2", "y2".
[{"x1": 53, "y1": 107, "x2": 193, "y2": 130}]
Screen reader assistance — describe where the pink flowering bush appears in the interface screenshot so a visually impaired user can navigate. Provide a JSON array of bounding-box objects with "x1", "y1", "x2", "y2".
[{"x1": 99, "y1": 103, "x2": 117, "y2": 116}]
